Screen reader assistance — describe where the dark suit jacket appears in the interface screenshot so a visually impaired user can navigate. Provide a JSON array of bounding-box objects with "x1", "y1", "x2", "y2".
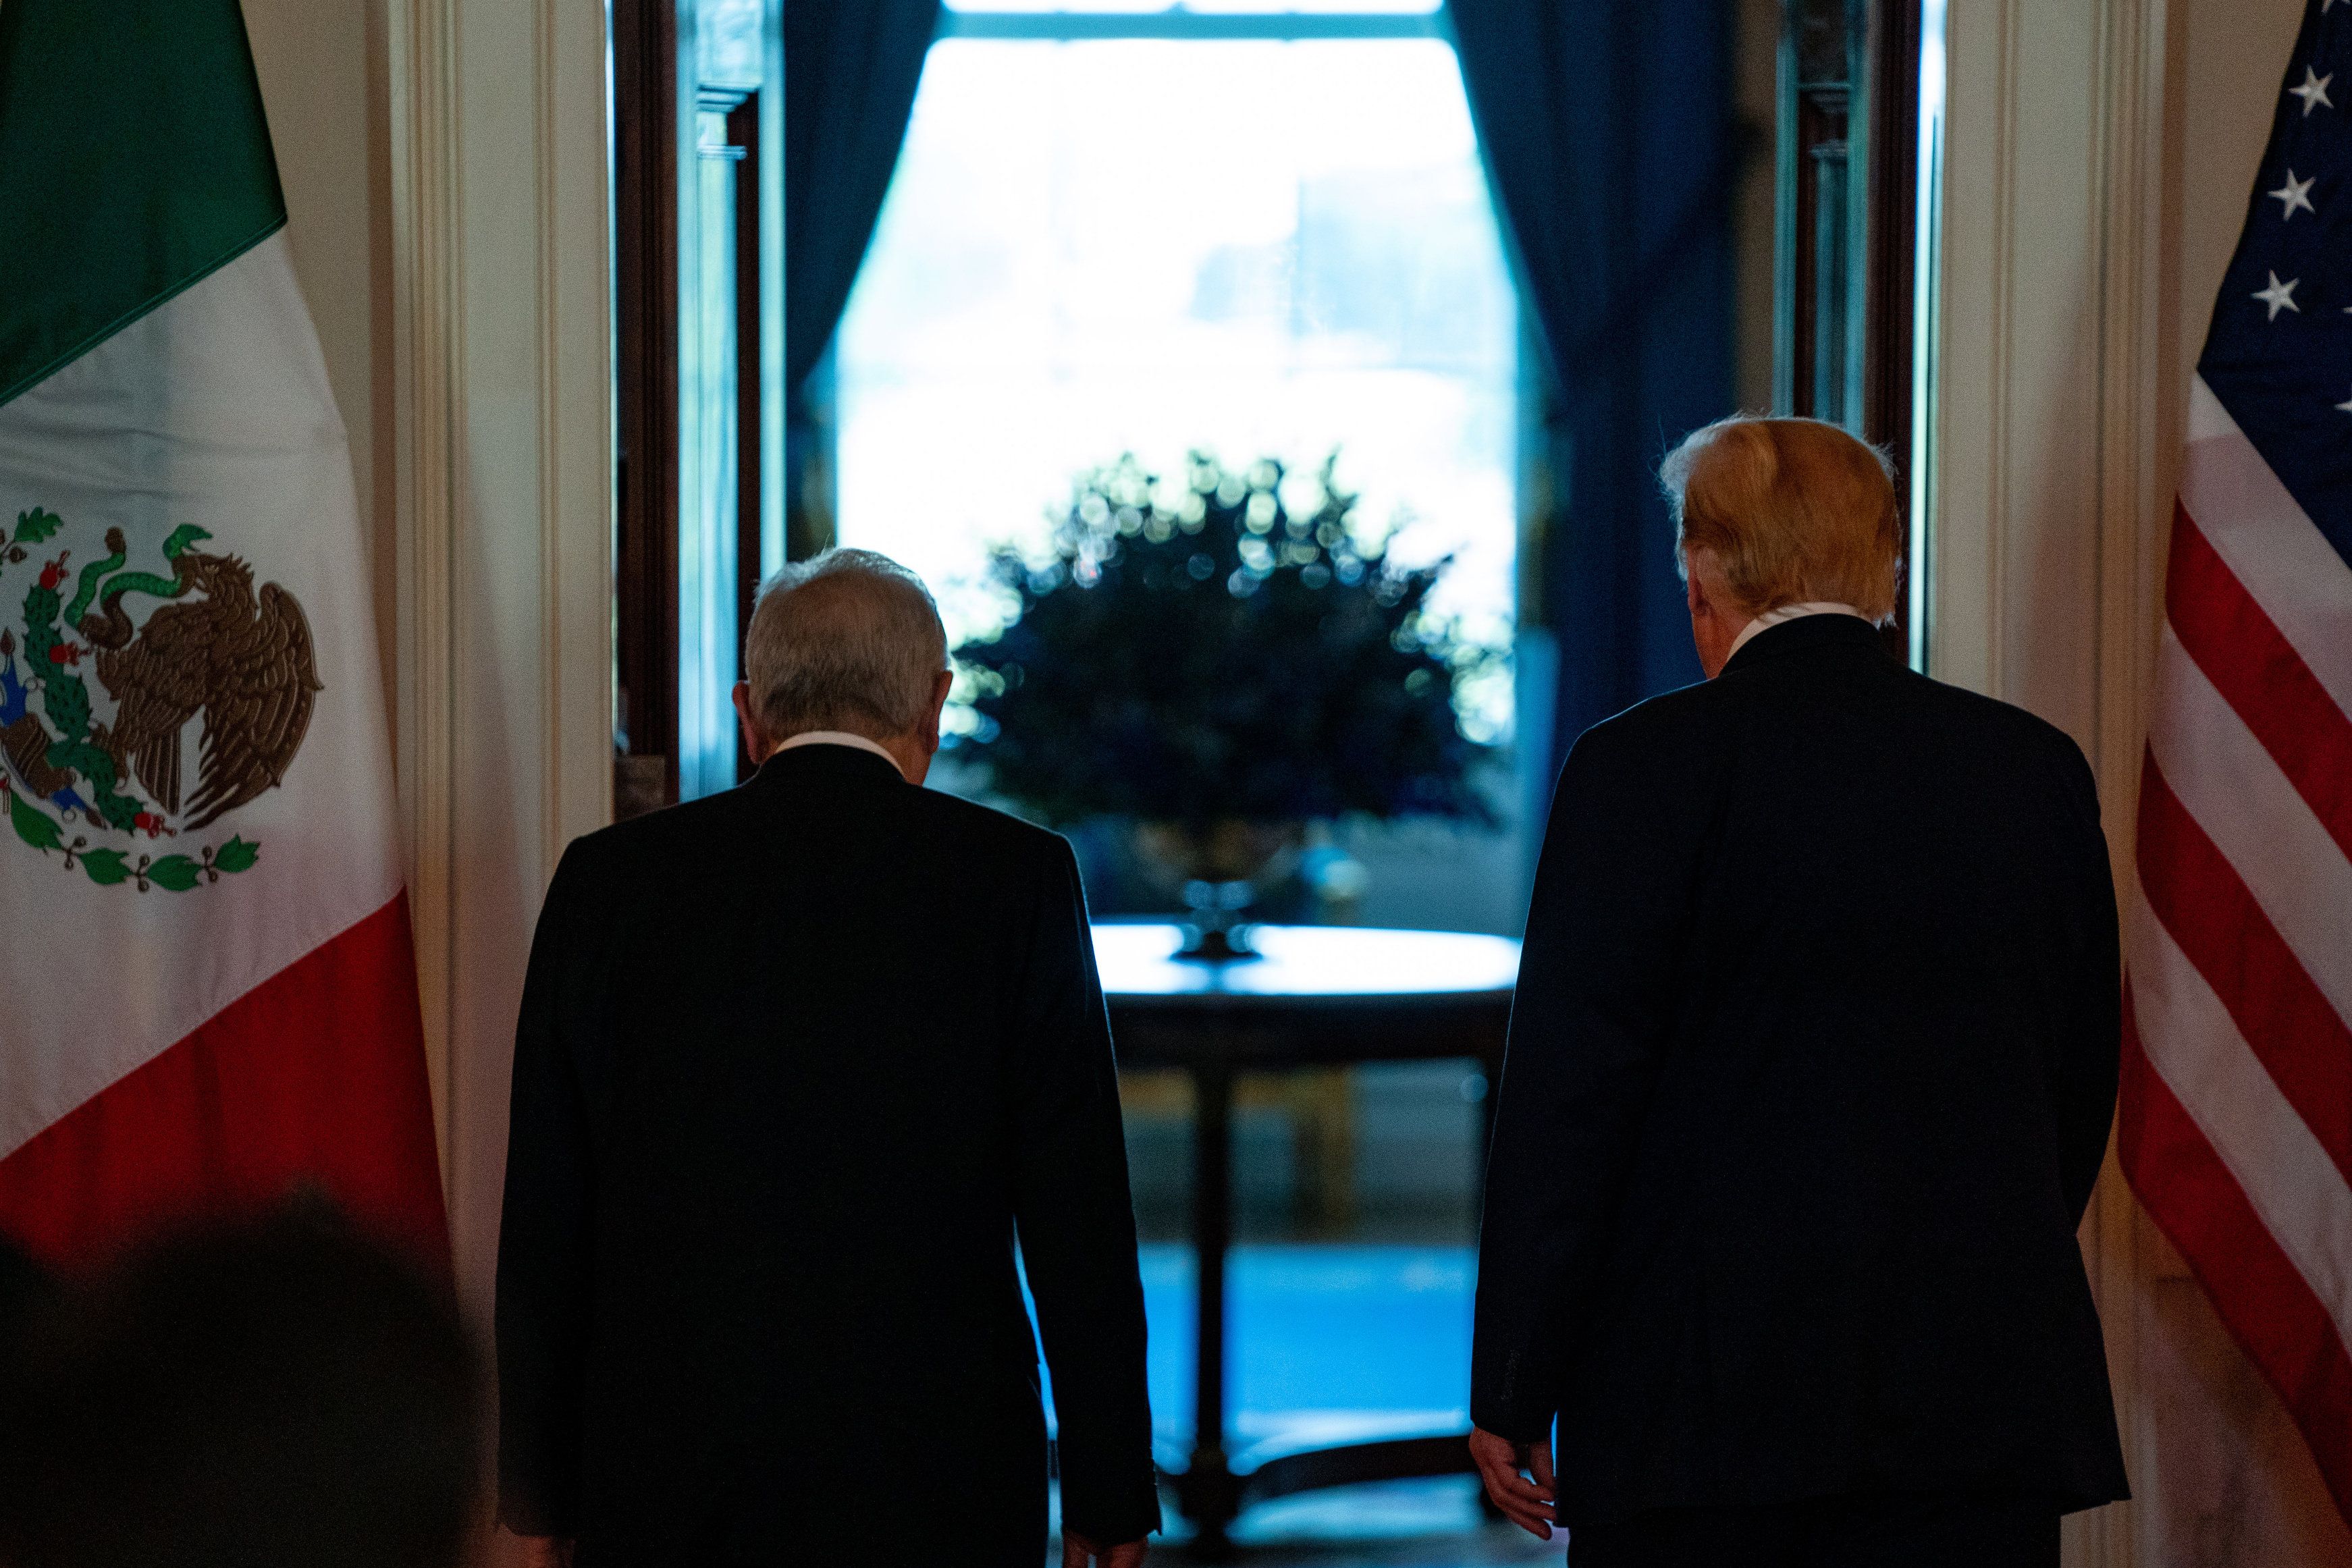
[
  {"x1": 1472, "y1": 614, "x2": 2128, "y2": 1524},
  {"x1": 496, "y1": 744, "x2": 1158, "y2": 1564}
]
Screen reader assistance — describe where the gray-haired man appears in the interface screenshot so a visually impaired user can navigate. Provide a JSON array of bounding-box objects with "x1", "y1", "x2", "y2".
[{"x1": 497, "y1": 549, "x2": 1158, "y2": 1567}]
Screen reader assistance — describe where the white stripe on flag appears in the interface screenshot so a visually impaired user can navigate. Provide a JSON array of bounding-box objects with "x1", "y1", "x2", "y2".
[
  {"x1": 2148, "y1": 625, "x2": 2352, "y2": 1031},
  {"x1": 2132, "y1": 882, "x2": 2352, "y2": 1360},
  {"x1": 0, "y1": 236, "x2": 402, "y2": 1156},
  {"x1": 2185, "y1": 376, "x2": 2352, "y2": 715}
]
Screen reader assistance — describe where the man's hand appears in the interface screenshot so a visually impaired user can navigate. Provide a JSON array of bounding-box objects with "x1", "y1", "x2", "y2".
[
  {"x1": 1468, "y1": 1425, "x2": 1556, "y2": 1540},
  {"x1": 1061, "y1": 1529, "x2": 1148, "y2": 1567},
  {"x1": 512, "y1": 1534, "x2": 575, "y2": 1568}
]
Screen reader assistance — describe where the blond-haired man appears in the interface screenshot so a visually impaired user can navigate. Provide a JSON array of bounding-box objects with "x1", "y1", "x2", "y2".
[{"x1": 1468, "y1": 418, "x2": 2127, "y2": 1566}]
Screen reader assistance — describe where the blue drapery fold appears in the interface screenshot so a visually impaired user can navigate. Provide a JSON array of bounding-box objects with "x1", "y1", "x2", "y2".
[
  {"x1": 1448, "y1": 0, "x2": 1736, "y2": 767},
  {"x1": 784, "y1": 0, "x2": 941, "y2": 394}
]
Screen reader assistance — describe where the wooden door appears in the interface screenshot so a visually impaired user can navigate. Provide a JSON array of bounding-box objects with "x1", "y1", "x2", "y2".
[{"x1": 1776, "y1": 0, "x2": 1926, "y2": 659}]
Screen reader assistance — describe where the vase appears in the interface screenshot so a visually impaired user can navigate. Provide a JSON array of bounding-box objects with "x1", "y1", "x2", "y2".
[{"x1": 1133, "y1": 819, "x2": 1304, "y2": 961}]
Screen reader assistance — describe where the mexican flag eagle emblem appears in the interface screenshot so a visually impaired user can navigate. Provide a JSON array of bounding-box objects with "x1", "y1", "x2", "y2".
[
  {"x1": 0, "y1": 0, "x2": 447, "y2": 1267},
  {"x1": 1, "y1": 509, "x2": 317, "y2": 889}
]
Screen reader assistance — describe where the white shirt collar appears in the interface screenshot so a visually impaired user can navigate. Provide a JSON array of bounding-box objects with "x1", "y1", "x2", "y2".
[
  {"x1": 774, "y1": 730, "x2": 905, "y2": 780},
  {"x1": 1726, "y1": 601, "x2": 1869, "y2": 661}
]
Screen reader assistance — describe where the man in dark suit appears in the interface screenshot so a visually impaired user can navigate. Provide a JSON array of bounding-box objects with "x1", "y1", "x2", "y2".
[
  {"x1": 1469, "y1": 417, "x2": 2127, "y2": 1567},
  {"x1": 497, "y1": 549, "x2": 1157, "y2": 1567}
]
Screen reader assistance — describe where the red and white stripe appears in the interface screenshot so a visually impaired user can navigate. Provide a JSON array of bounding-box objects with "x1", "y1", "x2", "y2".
[{"x1": 2122, "y1": 375, "x2": 2352, "y2": 1523}]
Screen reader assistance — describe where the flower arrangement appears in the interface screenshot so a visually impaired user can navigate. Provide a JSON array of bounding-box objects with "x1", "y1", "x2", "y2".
[{"x1": 951, "y1": 452, "x2": 1499, "y2": 831}]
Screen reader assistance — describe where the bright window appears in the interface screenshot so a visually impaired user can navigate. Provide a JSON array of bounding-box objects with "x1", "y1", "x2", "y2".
[{"x1": 832, "y1": 30, "x2": 1518, "y2": 740}]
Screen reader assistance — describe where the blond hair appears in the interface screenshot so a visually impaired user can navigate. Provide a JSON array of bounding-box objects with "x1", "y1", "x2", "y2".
[{"x1": 1658, "y1": 416, "x2": 1902, "y2": 623}]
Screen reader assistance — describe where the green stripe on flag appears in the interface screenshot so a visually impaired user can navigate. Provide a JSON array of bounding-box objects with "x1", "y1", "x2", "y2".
[{"x1": 0, "y1": 0, "x2": 288, "y2": 408}]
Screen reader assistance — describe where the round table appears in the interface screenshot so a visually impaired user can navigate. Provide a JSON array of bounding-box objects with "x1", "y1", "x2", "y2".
[{"x1": 1092, "y1": 923, "x2": 1522, "y2": 1556}]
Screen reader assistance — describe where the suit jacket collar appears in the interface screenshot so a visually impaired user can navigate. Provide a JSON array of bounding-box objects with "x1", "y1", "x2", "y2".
[
  {"x1": 1720, "y1": 611, "x2": 1889, "y2": 677},
  {"x1": 752, "y1": 741, "x2": 907, "y2": 791}
]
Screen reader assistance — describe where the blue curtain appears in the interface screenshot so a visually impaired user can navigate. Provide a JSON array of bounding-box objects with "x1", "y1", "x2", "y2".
[
  {"x1": 784, "y1": 0, "x2": 940, "y2": 394},
  {"x1": 1447, "y1": 0, "x2": 1736, "y2": 767}
]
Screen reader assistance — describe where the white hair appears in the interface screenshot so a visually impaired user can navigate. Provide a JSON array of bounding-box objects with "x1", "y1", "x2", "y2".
[{"x1": 741, "y1": 548, "x2": 947, "y2": 741}]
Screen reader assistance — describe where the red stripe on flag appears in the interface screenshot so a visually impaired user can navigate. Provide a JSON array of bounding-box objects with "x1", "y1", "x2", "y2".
[
  {"x1": 0, "y1": 894, "x2": 448, "y2": 1274},
  {"x1": 2121, "y1": 1004, "x2": 2352, "y2": 1523},
  {"x1": 2168, "y1": 503, "x2": 2352, "y2": 859},
  {"x1": 2137, "y1": 753, "x2": 2352, "y2": 1184}
]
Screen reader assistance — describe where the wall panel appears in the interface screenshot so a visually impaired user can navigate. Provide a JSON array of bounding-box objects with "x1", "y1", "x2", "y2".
[{"x1": 383, "y1": 0, "x2": 614, "y2": 1314}]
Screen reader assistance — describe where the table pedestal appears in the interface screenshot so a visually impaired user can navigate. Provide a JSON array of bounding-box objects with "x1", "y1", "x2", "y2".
[
  {"x1": 1091, "y1": 923, "x2": 1520, "y2": 1558},
  {"x1": 1153, "y1": 1045, "x2": 1507, "y2": 1559},
  {"x1": 1173, "y1": 1060, "x2": 1241, "y2": 1555}
]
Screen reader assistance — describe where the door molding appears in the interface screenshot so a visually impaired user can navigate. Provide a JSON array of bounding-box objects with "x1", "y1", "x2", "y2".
[
  {"x1": 1934, "y1": 0, "x2": 2168, "y2": 1562},
  {"x1": 385, "y1": 0, "x2": 614, "y2": 1308}
]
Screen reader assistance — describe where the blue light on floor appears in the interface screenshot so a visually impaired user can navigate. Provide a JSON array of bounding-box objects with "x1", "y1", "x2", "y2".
[
  {"x1": 1137, "y1": 1243, "x2": 1474, "y2": 1469},
  {"x1": 1041, "y1": 1243, "x2": 1521, "y2": 1552}
]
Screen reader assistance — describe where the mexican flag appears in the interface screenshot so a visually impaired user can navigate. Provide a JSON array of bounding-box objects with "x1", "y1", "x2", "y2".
[{"x1": 0, "y1": 0, "x2": 446, "y2": 1266}]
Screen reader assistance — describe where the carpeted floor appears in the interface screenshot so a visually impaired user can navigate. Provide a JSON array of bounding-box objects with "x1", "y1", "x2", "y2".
[
  {"x1": 1048, "y1": 1477, "x2": 1559, "y2": 1565},
  {"x1": 1137, "y1": 1244, "x2": 1475, "y2": 1469}
]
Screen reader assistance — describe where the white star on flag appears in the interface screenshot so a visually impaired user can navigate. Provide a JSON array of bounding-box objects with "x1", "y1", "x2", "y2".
[
  {"x1": 2269, "y1": 169, "x2": 2317, "y2": 219},
  {"x1": 2288, "y1": 66, "x2": 2333, "y2": 115},
  {"x1": 2338, "y1": 389, "x2": 2352, "y2": 413},
  {"x1": 2253, "y1": 271, "x2": 2301, "y2": 318}
]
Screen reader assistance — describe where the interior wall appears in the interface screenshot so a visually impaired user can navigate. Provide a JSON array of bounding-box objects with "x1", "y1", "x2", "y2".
[
  {"x1": 239, "y1": 0, "x2": 616, "y2": 1334},
  {"x1": 392, "y1": 0, "x2": 616, "y2": 1325},
  {"x1": 1936, "y1": 0, "x2": 2349, "y2": 1563}
]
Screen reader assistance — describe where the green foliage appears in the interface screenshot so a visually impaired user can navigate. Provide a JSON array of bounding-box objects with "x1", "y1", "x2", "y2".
[
  {"x1": 0, "y1": 808, "x2": 264, "y2": 890},
  {"x1": 8, "y1": 786, "x2": 62, "y2": 853},
  {"x1": 38, "y1": 735, "x2": 136, "y2": 832},
  {"x1": 86, "y1": 759, "x2": 138, "y2": 831},
  {"x1": 22, "y1": 580, "x2": 61, "y2": 651},
  {"x1": 41, "y1": 669, "x2": 90, "y2": 748},
  {"x1": 20, "y1": 562, "x2": 137, "y2": 830},
  {"x1": 12, "y1": 509, "x2": 62, "y2": 547},
  {"x1": 147, "y1": 855, "x2": 201, "y2": 892},
  {"x1": 79, "y1": 848, "x2": 131, "y2": 886},
  {"x1": 953, "y1": 452, "x2": 1500, "y2": 828}
]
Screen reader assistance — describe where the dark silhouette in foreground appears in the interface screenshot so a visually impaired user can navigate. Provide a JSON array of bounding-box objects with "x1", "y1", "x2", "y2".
[{"x1": 0, "y1": 1206, "x2": 476, "y2": 1568}]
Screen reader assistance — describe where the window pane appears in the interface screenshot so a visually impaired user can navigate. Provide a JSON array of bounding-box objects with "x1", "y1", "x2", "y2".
[
  {"x1": 943, "y1": 2, "x2": 1443, "y2": 13},
  {"x1": 836, "y1": 38, "x2": 1516, "y2": 740},
  {"x1": 942, "y1": 1, "x2": 1189, "y2": 13}
]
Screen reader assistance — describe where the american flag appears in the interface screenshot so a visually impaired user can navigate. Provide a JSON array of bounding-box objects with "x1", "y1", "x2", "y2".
[{"x1": 2118, "y1": 0, "x2": 2352, "y2": 1528}]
